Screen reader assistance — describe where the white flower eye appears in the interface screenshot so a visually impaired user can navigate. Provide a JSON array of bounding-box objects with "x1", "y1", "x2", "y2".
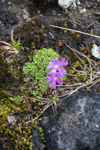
[
  {"x1": 54, "y1": 77, "x2": 57, "y2": 80},
  {"x1": 54, "y1": 65, "x2": 58, "y2": 68},
  {"x1": 91, "y1": 44, "x2": 100, "y2": 59}
]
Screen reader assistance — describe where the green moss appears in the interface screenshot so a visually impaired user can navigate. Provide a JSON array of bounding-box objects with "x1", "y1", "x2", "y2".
[{"x1": 0, "y1": 91, "x2": 44, "y2": 150}]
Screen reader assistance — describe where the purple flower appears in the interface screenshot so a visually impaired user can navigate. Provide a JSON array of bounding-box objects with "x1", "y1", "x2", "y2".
[
  {"x1": 47, "y1": 58, "x2": 68, "y2": 76},
  {"x1": 46, "y1": 58, "x2": 68, "y2": 89},
  {"x1": 46, "y1": 73, "x2": 63, "y2": 89},
  {"x1": 49, "y1": 67, "x2": 67, "y2": 77}
]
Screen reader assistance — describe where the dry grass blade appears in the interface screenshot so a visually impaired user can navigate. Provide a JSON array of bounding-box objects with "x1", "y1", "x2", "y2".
[
  {"x1": 0, "y1": 40, "x2": 18, "y2": 56},
  {"x1": 61, "y1": 78, "x2": 100, "y2": 101},
  {"x1": 58, "y1": 44, "x2": 100, "y2": 100},
  {"x1": 65, "y1": 44, "x2": 98, "y2": 81},
  {"x1": 49, "y1": 25, "x2": 100, "y2": 39},
  {"x1": 0, "y1": 41, "x2": 12, "y2": 47},
  {"x1": 0, "y1": 45, "x2": 12, "y2": 50}
]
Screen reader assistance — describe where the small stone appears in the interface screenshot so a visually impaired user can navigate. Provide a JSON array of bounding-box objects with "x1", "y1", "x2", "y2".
[
  {"x1": 72, "y1": 1, "x2": 77, "y2": 9},
  {"x1": 77, "y1": 0, "x2": 81, "y2": 5},
  {"x1": 94, "y1": 12, "x2": 100, "y2": 16},
  {"x1": 57, "y1": 14, "x2": 62, "y2": 16},
  {"x1": 88, "y1": 15, "x2": 92, "y2": 19},
  {"x1": 23, "y1": 8, "x2": 29, "y2": 16},
  {"x1": 37, "y1": 10, "x2": 40, "y2": 14},
  {"x1": 26, "y1": 18, "x2": 32, "y2": 22},
  {"x1": 91, "y1": 44, "x2": 100, "y2": 59},
  {"x1": 95, "y1": 124, "x2": 99, "y2": 128},
  {"x1": 8, "y1": 2, "x2": 12, "y2": 5},
  {"x1": 23, "y1": 8, "x2": 30, "y2": 20},
  {"x1": 7, "y1": 115, "x2": 18, "y2": 125},
  {"x1": 79, "y1": 8, "x2": 87, "y2": 14},
  {"x1": 23, "y1": 14, "x2": 28, "y2": 20},
  {"x1": 58, "y1": 0, "x2": 76, "y2": 10}
]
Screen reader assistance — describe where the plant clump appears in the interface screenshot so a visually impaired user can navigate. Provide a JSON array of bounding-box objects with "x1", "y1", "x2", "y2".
[{"x1": 23, "y1": 48, "x2": 59, "y2": 96}]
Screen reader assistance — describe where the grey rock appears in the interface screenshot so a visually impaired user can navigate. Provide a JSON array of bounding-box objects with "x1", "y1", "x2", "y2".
[
  {"x1": 31, "y1": 129, "x2": 44, "y2": 150},
  {"x1": 40, "y1": 92, "x2": 100, "y2": 150},
  {"x1": 58, "y1": 0, "x2": 77, "y2": 10},
  {"x1": 7, "y1": 114, "x2": 20, "y2": 125}
]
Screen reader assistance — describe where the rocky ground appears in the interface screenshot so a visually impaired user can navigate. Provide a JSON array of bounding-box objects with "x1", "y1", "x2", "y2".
[
  {"x1": 40, "y1": 91, "x2": 100, "y2": 150},
  {"x1": 0, "y1": 0, "x2": 100, "y2": 42},
  {"x1": 0, "y1": 0, "x2": 100, "y2": 150}
]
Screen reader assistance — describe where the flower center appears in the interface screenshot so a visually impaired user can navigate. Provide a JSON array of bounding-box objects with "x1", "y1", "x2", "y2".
[
  {"x1": 54, "y1": 77, "x2": 57, "y2": 80},
  {"x1": 54, "y1": 65, "x2": 58, "y2": 69}
]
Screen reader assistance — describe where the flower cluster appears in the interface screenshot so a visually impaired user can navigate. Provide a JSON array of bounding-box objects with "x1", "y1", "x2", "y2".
[{"x1": 46, "y1": 58, "x2": 68, "y2": 89}]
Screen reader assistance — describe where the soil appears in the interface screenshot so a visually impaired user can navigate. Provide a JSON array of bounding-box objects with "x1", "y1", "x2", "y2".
[
  {"x1": 0, "y1": 0, "x2": 100, "y2": 42},
  {"x1": 0, "y1": 0, "x2": 100, "y2": 150},
  {"x1": 0, "y1": 0, "x2": 100, "y2": 91}
]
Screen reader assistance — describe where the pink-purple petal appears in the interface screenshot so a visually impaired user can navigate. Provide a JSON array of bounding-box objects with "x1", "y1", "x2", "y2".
[
  {"x1": 49, "y1": 80, "x2": 56, "y2": 89},
  {"x1": 61, "y1": 58, "x2": 66, "y2": 62},
  {"x1": 46, "y1": 76, "x2": 53, "y2": 82},
  {"x1": 58, "y1": 68, "x2": 67, "y2": 76},
  {"x1": 62, "y1": 68, "x2": 67, "y2": 73},
  {"x1": 57, "y1": 72, "x2": 61, "y2": 78},
  {"x1": 52, "y1": 58, "x2": 59, "y2": 64},
  {"x1": 59, "y1": 61, "x2": 68, "y2": 66},
  {"x1": 47, "y1": 62, "x2": 54, "y2": 69},
  {"x1": 49, "y1": 69, "x2": 56, "y2": 76},
  {"x1": 57, "y1": 79, "x2": 63, "y2": 85}
]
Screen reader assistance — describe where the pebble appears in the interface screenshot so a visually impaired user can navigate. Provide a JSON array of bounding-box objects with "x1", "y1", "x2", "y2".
[
  {"x1": 8, "y1": 1, "x2": 12, "y2": 5},
  {"x1": 77, "y1": 0, "x2": 81, "y2": 5},
  {"x1": 94, "y1": 12, "x2": 100, "y2": 16},
  {"x1": 23, "y1": 8, "x2": 30, "y2": 20},
  {"x1": 58, "y1": 0, "x2": 77, "y2": 10},
  {"x1": 7, "y1": 115, "x2": 18, "y2": 125},
  {"x1": 37, "y1": 10, "x2": 40, "y2": 14},
  {"x1": 79, "y1": 8, "x2": 87, "y2": 14},
  {"x1": 72, "y1": 1, "x2": 77, "y2": 9},
  {"x1": 26, "y1": 17, "x2": 32, "y2": 22}
]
